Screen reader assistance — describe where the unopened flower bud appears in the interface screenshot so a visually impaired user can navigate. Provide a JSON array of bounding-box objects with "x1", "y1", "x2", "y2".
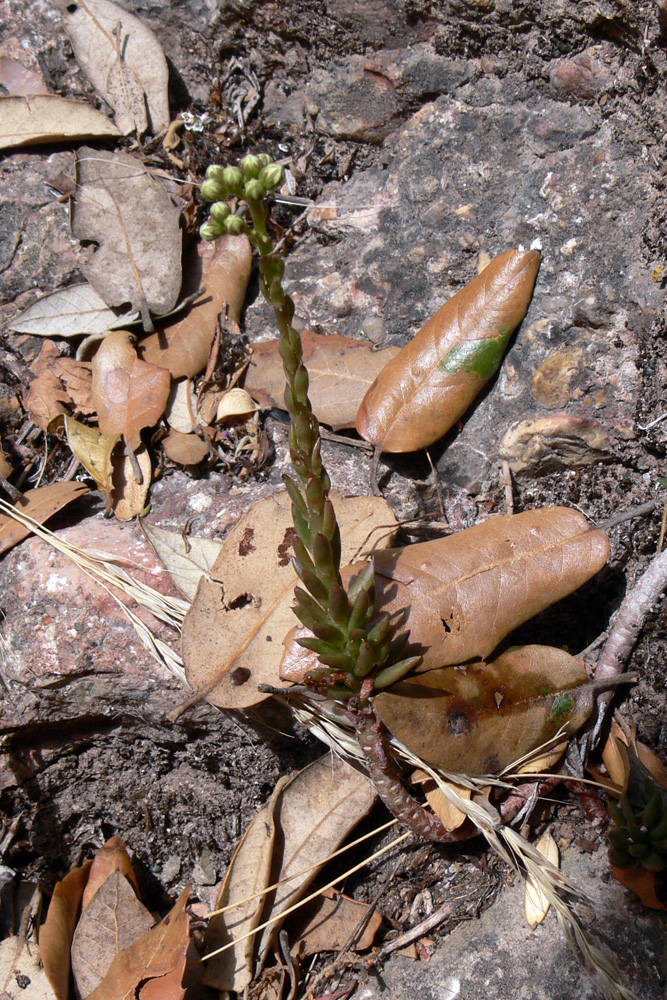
[
  {"x1": 244, "y1": 179, "x2": 265, "y2": 201},
  {"x1": 259, "y1": 163, "x2": 284, "y2": 190},
  {"x1": 222, "y1": 166, "x2": 243, "y2": 195},
  {"x1": 224, "y1": 214, "x2": 246, "y2": 235},
  {"x1": 241, "y1": 154, "x2": 262, "y2": 180},
  {"x1": 200, "y1": 219, "x2": 224, "y2": 240},
  {"x1": 205, "y1": 164, "x2": 225, "y2": 184},
  {"x1": 258, "y1": 153, "x2": 272, "y2": 167},
  {"x1": 200, "y1": 178, "x2": 224, "y2": 202},
  {"x1": 210, "y1": 201, "x2": 231, "y2": 221}
]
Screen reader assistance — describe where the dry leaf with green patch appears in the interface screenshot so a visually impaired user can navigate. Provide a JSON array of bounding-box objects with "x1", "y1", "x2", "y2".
[
  {"x1": 91, "y1": 331, "x2": 171, "y2": 450},
  {"x1": 374, "y1": 645, "x2": 593, "y2": 776},
  {"x1": 40, "y1": 860, "x2": 93, "y2": 1000},
  {"x1": 8, "y1": 284, "x2": 137, "y2": 338},
  {"x1": 290, "y1": 887, "x2": 383, "y2": 958},
  {"x1": 525, "y1": 830, "x2": 559, "y2": 927},
  {"x1": 282, "y1": 507, "x2": 609, "y2": 682},
  {"x1": 0, "y1": 94, "x2": 120, "y2": 150},
  {"x1": 73, "y1": 148, "x2": 182, "y2": 323},
  {"x1": 140, "y1": 235, "x2": 252, "y2": 378},
  {"x1": 141, "y1": 522, "x2": 223, "y2": 601},
  {"x1": 0, "y1": 482, "x2": 89, "y2": 557},
  {"x1": 111, "y1": 443, "x2": 151, "y2": 520},
  {"x1": 162, "y1": 430, "x2": 209, "y2": 466},
  {"x1": 203, "y1": 776, "x2": 287, "y2": 993},
  {"x1": 54, "y1": 0, "x2": 170, "y2": 134},
  {"x1": 182, "y1": 491, "x2": 398, "y2": 710},
  {"x1": 356, "y1": 249, "x2": 541, "y2": 452},
  {"x1": 72, "y1": 871, "x2": 154, "y2": 998},
  {"x1": 256, "y1": 753, "x2": 377, "y2": 965},
  {"x1": 85, "y1": 888, "x2": 189, "y2": 1000},
  {"x1": 64, "y1": 415, "x2": 119, "y2": 494},
  {"x1": 245, "y1": 331, "x2": 400, "y2": 430}
]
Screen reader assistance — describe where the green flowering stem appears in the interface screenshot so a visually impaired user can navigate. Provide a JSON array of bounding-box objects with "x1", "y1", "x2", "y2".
[{"x1": 200, "y1": 155, "x2": 419, "y2": 702}]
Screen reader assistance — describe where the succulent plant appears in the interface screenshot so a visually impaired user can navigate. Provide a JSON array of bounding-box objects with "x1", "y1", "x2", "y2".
[{"x1": 608, "y1": 779, "x2": 667, "y2": 872}]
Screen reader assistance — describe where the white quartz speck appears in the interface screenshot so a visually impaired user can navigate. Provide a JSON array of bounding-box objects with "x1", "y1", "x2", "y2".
[{"x1": 189, "y1": 493, "x2": 213, "y2": 513}]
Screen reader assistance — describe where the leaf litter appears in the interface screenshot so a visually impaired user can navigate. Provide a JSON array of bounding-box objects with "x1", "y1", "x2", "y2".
[{"x1": 0, "y1": 95, "x2": 120, "y2": 150}]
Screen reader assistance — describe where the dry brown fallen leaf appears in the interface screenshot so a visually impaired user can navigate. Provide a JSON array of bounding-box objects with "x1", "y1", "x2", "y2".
[
  {"x1": 611, "y1": 863, "x2": 666, "y2": 911},
  {"x1": 281, "y1": 507, "x2": 610, "y2": 682},
  {"x1": 0, "y1": 482, "x2": 89, "y2": 557},
  {"x1": 72, "y1": 871, "x2": 154, "y2": 998},
  {"x1": 215, "y1": 387, "x2": 258, "y2": 422},
  {"x1": 140, "y1": 235, "x2": 253, "y2": 378},
  {"x1": 164, "y1": 379, "x2": 197, "y2": 433},
  {"x1": 290, "y1": 887, "x2": 383, "y2": 958},
  {"x1": 81, "y1": 835, "x2": 140, "y2": 911},
  {"x1": 524, "y1": 830, "x2": 559, "y2": 927},
  {"x1": 64, "y1": 415, "x2": 119, "y2": 495},
  {"x1": 181, "y1": 491, "x2": 398, "y2": 710},
  {"x1": 411, "y1": 770, "x2": 471, "y2": 831},
  {"x1": 73, "y1": 147, "x2": 182, "y2": 324},
  {"x1": 141, "y1": 522, "x2": 223, "y2": 602},
  {"x1": 203, "y1": 777, "x2": 287, "y2": 994},
  {"x1": 8, "y1": 284, "x2": 137, "y2": 338},
  {"x1": 162, "y1": 430, "x2": 210, "y2": 466},
  {"x1": 374, "y1": 645, "x2": 593, "y2": 776},
  {"x1": 245, "y1": 331, "x2": 401, "y2": 431},
  {"x1": 54, "y1": 0, "x2": 170, "y2": 134},
  {"x1": 85, "y1": 888, "x2": 190, "y2": 1000},
  {"x1": 0, "y1": 94, "x2": 120, "y2": 150},
  {"x1": 40, "y1": 860, "x2": 93, "y2": 1000},
  {"x1": 356, "y1": 248, "x2": 541, "y2": 452},
  {"x1": 256, "y1": 753, "x2": 377, "y2": 966},
  {"x1": 0, "y1": 55, "x2": 48, "y2": 95},
  {"x1": 91, "y1": 330, "x2": 171, "y2": 450}
]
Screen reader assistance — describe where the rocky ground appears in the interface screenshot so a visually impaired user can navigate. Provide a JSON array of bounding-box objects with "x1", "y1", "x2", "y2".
[{"x1": 1, "y1": 1, "x2": 666, "y2": 997}]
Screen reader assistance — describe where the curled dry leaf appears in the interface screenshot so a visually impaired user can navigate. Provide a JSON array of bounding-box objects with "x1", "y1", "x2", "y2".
[
  {"x1": 141, "y1": 522, "x2": 223, "y2": 602},
  {"x1": 181, "y1": 491, "x2": 398, "y2": 710},
  {"x1": 25, "y1": 369, "x2": 71, "y2": 431},
  {"x1": 256, "y1": 753, "x2": 377, "y2": 965},
  {"x1": 374, "y1": 645, "x2": 593, "y2": 775},
  {"x1": 40, "y1": 860, "x2": 93, "y2": 1000},
  {"x1": 0, "y1": 95, "x2": 120, "y2": 150},
  {"x1": 0, "y1": 55, "x2": 48, "y2": 95},
  {"x1": 203, "y1": 776, "x2": 288, "y2": 993},
  {"x1": 0, "y1": 482, "x2": 89, "y2": 557},
  {"x1": 54, "y1": 0, "x2": 170, "y2": 134},
  {"x1": 85, "y1": 888, "x2": 189, "y2": 1000},
  {"x1": 611, "y1": 863, "x2": 666, "y2": 911},
  {"x1": 162, "y1": 430, "x2": 210, "y2": 466},
  {"x1": 245, "y1": 331, "x2": 400, "y2": 431},
  {"x1": 216, "y1": 387, "x2": 257, "y2": 422},
  {"x1": 73, "y1": 148, "x2": 182, "y2": 321},
  {"x1": 356, "y1": 249, "x2": 541, "y2": 452},
  {"x1": 8, "y1": 284, "x2": 137, "y2": 338},
  {"x1": 140, "y1": 235, "x2": 253, "y2": 378},
  {"x1": 112, "y1": 443, "x2": 152, "y2": 520},
  {"x1": 71, "y1": 871, "x2": 154, "y2": 998},
  {"x1": 282, "y1": 508, "x2": 610, "y2": 682},
  {"x1": 164, "y1": 379, "x2": 197, "y2": 434},
  {"x1": 91, "y1": 330, "x2": 171, "y2": 450},
  {"x1": 64, "y1": 415, "x2": 119, "y2": 494},
  {"x1": 524, "y1": 830, "x2": 559, "y2": 927}
]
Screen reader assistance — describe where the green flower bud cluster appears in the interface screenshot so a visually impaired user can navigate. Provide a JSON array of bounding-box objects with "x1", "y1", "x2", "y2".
[
  {"x1": 608, "y1": 779, "x2": 667, "y2": 872},
  {"x1": 200, "y1": 155, "x2": 285, "y2": 241}
]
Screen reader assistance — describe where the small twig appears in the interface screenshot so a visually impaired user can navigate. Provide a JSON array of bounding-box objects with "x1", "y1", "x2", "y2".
[
  {"x1": 377, "y1": 900, "x2": 455, "y2": 957},
  {"x1": 279, "y1": 929, "x2": 298, "y2": 1000},
  {"x1": 657, "y1": 496, "x2": 667, "y2": 553},
  {"x1": 425, "y1": 449, "x2": 445, "y2": 519},
  {"x1": 597, "y1": 498, "x2": 661, "y2": 532},
  {"x1": 318, "y1": 428, "x2": 373, "y2": 452},
  {"x1": 637, "y1": 410, "x2": 667, "y2": 431},
  {"x1": 587, "y1": 546, "x2": 667, "y2": 749},
  {"x1": 370, "y1": 445, "x2": 382, "y2": 496}
]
